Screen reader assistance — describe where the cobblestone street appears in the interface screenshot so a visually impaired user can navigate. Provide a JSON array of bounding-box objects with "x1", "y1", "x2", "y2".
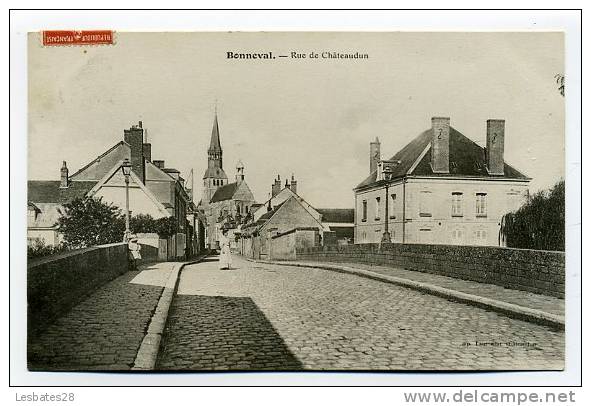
[
  {"x1": 28, "y1": 263, "x2": 176, "y2": 371},
  {"x1": 157, "y1": 255, "x2": 564, "y2": 371}
]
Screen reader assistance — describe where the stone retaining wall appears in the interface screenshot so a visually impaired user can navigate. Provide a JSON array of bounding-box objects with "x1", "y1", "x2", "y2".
[
  {"x1": 297, "y1": 243, "x2": 565, "y2": 298},
  {"x1": 27, "y1": 243, "x2": 130, "y2": 337}
]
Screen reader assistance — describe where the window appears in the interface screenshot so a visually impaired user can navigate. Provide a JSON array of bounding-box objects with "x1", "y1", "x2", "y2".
[
  {"x1": 476, "y1": 193, "x2": 487, "y2": 217},
  {"x1": 419, "y1": 191, "x2": 432, "y2": 217},
  {"x1": 361, "y1": 200, "x2": 368, "y2": 222},
  {"x1": 390, "y1": 194, "x2": 397, "y2": 219},
  {"x1": 451, "y1": 192, "x2": 463, "y2": 217},
  {"x1": 475, "y1": 229, "x2": 488, "y2": 242},
  {"x1": 375, "y1": 197, "x2": 381, "y2": 220},
  {"x1": 451, "y1": 228, "x2": 464, "y2": 242}
]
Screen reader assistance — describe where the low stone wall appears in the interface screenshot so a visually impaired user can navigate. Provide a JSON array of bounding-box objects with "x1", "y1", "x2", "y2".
[
  {"x1": 270, "y1": 228, "x2": 319, "y2": 261},
  {"x1": 27, "y1": 243, "x2": 129, "y2": 337},
  {"x1": 297, "y1": 243, "x2": 565, "y2": 298},
  {"x1": 136, "y1": 233, "x2": 160, "y2": 263}
]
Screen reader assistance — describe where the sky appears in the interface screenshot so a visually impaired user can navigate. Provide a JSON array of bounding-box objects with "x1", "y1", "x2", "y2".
[{"x1": 28, "y1": 32, "x2": 564, "y2": 208}]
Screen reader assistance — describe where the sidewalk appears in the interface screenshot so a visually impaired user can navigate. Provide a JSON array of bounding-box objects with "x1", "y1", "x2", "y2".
[
  {"x1": 27, "y1": 261, "x2": 183, "y2": 371},
  {"x1": 254, "y1": 259, "x2": 564, "y2": 330}
]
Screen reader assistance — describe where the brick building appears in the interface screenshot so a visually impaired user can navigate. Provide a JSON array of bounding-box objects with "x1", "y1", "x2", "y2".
[{"x1": 354, "y1": 117, "x2": 531, "y2": 246}]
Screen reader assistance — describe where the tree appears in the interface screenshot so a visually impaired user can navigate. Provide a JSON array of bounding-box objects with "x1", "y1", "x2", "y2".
[
  {"x1": 501, "y1": 180, "x2": 565, "y2": 251},
  {"x1": 153, "y1": 216, "x2": 177, "y2": 238},
  {"x1": 130, "y1": 213, "x2": 158, "y2": 234},
  {"x1": 56, "y1": 197, "x2": 125, "y2": 249}
]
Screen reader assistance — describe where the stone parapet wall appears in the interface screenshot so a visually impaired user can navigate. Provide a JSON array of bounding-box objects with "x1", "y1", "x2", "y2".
[
  {"x1": 297, "y1": 243, "x2": 565, "y2": 298},
  {"x1": 28, "y1": 243, "x2": 129, "y2": 337}
]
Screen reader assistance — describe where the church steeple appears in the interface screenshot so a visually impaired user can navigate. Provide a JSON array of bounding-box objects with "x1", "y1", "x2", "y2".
[
  {"x1": 209, "y1": 113, "x2": 222, "y2": 153},
  {"x1": 208, "y1": 113, "x2": 223, "y2": 168},
  {"x1": 202, "y1": 111, "x2": 228, "y2": 205}
]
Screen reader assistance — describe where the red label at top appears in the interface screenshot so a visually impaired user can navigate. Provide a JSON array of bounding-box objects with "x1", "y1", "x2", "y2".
[{"x1": 42, "y1": 30, "x2": 114, "y2": 46}]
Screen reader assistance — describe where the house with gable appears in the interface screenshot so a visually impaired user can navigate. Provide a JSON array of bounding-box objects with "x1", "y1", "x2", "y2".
[
  {"x1": 27, "y1": 121, "x2": 197, "y2": 259},
  {"x1": 240, "y1": 194, "x2": 326, "y2": 259},
  {"x1": 240, "y1": 175, "x2": 355, "y2": 258},
  {"x1": 354, "y1": 116, "x2": 531, "y2": 246}
]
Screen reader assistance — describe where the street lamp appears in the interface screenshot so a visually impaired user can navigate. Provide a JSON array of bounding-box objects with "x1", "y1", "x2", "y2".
[
  {"x1": 121, "y1": 158, "x2": 132, "y2": 242},
  {"x1": 380, "y1": 160, "x2": 397, "y2": 243}
]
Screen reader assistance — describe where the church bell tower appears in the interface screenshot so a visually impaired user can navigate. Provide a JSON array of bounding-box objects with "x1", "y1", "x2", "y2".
[{"x1": 202, "y1": 111, "x2": 228, "y2": 205}]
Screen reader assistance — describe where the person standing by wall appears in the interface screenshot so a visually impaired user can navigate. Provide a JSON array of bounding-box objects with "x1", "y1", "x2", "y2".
[
  {"x1": 218, "y1": 228, "x2": 232, "y2": 270},
  {"x1": 128, "y1": 236, "x2": 142, "y2": 270}
]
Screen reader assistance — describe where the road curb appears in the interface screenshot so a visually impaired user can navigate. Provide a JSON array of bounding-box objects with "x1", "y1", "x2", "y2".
[
  {"x1": 131, "y1": 256, "x2": 206, "y2": 370},
  {"x1": 250, "y1": 258, "x2": 564, "y2": 331}
]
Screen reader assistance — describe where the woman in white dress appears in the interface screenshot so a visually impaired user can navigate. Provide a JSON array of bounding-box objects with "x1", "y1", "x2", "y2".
[{"x1": 218, "y1": 229, "x2": 232, "y2": 270}]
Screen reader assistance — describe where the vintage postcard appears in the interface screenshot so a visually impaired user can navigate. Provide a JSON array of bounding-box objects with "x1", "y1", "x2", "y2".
[{"x1": 26, "y1": 31, "x2": 565, "y2": 372}]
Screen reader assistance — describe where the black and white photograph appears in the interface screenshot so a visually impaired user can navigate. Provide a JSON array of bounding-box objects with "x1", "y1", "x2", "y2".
[{"x1": 22, "y1": 30, "x2": 569, "y2": 374}]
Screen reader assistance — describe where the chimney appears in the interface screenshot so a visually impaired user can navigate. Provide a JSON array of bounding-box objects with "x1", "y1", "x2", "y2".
[
  {"x1": 142, "y1": 128, "x2": 152, "y2": 162},
  {"x1": 124, "y1": 123, "x2": 145, "y2": 183},
  {"x1": 370, "y1": 137, "x2": 381, "y2": 174},
  {"x1": 285, "y1": 178, "x2": 290, "y2": 189},
  {"x1": 431, "y1": 117, "x2": 450, "y2": 174},
  {"x1": 271, "y1": 175, "x2": 281, "y2": 197},
  {"x1": 290, "y1": 174, "x2": 297, "y2": 194},
  {"x1": 60, "y1": 161, "x2": 69, "y2": 188},
  {"x1": 153, "y1": 160, "x2": 165, "y2": 169},
  {"x1": 143, "y1": 143, "x2": 152, "y2": 163},
  {"x1": 486, "y1": 119, "x2": 505, "y2": 175}
]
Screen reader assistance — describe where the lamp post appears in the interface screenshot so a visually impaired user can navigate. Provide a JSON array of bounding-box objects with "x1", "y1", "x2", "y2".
[
  {"x1": 381, "y1": 160, "x2": 396, "y2": 243},
  {"x1": 121, "y1": 158, "x2": 132, "y2": 242}
]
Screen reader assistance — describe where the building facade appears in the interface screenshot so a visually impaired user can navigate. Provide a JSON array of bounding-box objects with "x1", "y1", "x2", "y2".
[
  {"x1": 28, "y1": 121, "x2": 198, "y2": 259},
  {"x1": 241, "y1": 177, "x2": 354, "y2": 257},
  {"x1": 354, "y1": 117, "x2": 531, "y2": 246}
]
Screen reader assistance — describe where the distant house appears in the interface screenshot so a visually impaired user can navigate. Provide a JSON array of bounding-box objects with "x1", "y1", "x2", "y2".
[
  {"x1": 316, "y1": 208, "x2": 355, "y2": 245},
  {"x1": 27, "y1": 169, "x2": 96, "y2": 246},
  {"x1": 240, "y1": 177, "x2": 354, "y2": 258},
  {"x1": 240, "y1": 195, "x2": 324, "y2": 259},
  {"x1": 354, "y1": 117, "x2": 531, "y2": 246},
  {"x1": 27, "y1": 121, "x2": 198, "y2": 259}
]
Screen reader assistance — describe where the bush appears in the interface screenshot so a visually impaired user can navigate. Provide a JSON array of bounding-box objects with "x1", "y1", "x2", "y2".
[
  {"x1": 501, "y1": 180, "x2": 565, "y2": 251},
  {"x1": 27, "y1": 238, "x2": 69, "y2": 260},
  {"x1": 130, "y1": 214, "x2": 176, "y2": 238},
  {"x1": 56, "y1": 197, "x2": 125, "y2": 249}
]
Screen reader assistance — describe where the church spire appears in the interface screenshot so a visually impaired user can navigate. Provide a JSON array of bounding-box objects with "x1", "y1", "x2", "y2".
[{"x1": 208, "y1": 113, "x2": 222, "y2": 153}]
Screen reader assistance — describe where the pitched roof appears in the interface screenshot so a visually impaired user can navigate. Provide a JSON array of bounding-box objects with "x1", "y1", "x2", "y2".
[
  {"x1": 203, "y1": 166, "x2": 228, "y2": 180},
  {"x1": 316, "y1": 208, "x2": 354, "y2": 223},
  {"x1": 209, "y1": 114, "x2": 222, "y2": 152},
  {"x1": 413, "y1": 128, "x2": 528, "y2": 179},
  {"x1": 210, "y1": 182, "x2": 238, "y2": 203},
  {"x1": 28, "y1": 180, "x2": 96, "y2": 204},
  {"x1": 355, "y1": 126, "x2": 529, "y2": 190},
  {"x1": 69, "y1": 141, "x2": 128, "y2": 179},
  {"x1": 258, "y1": 200, "x2": 287, "y2": 221},
  {"x1": 242, "y1": 199, "x2": 289, "y2": 233}
]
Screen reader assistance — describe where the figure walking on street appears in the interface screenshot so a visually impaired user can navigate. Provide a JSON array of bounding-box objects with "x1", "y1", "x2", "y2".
[{"x1": 218, "y1": 228, "x2": 232, "y2": 270}]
